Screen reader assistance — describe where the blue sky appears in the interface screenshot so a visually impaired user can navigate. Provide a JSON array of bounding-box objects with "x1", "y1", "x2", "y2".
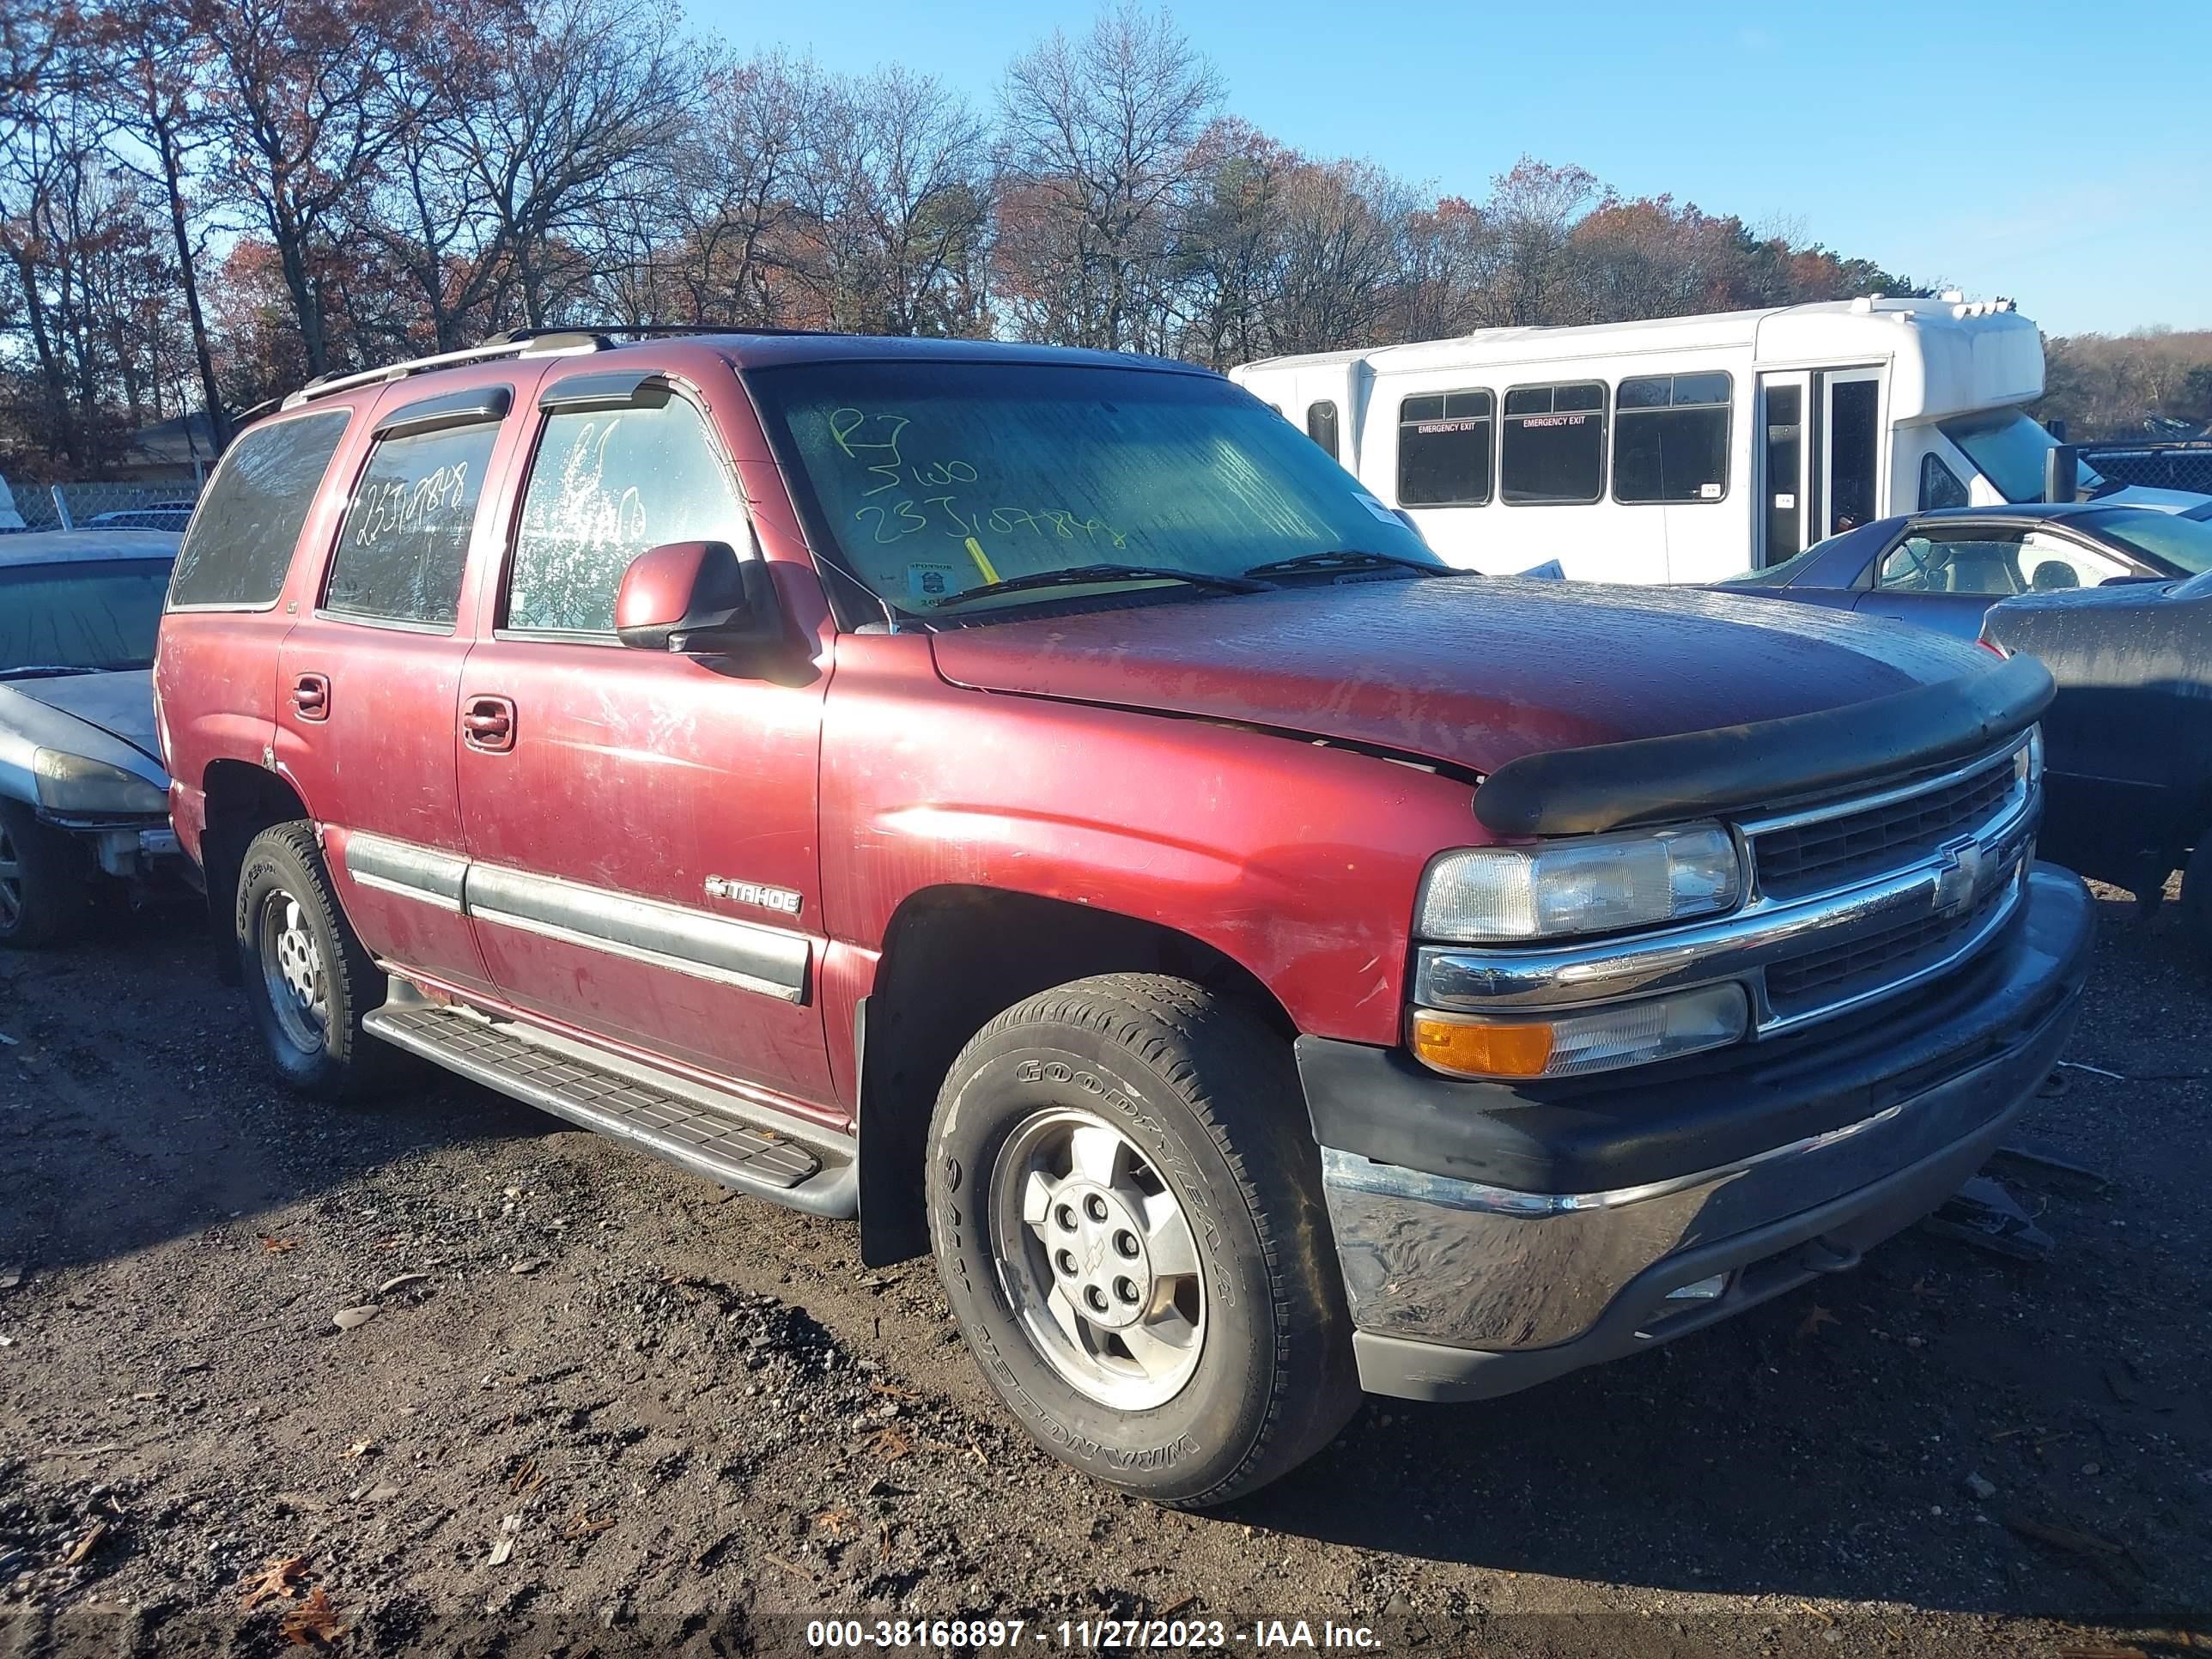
[{"x1": 686, "y1": 0, "x2": 2210, "y2": 337}]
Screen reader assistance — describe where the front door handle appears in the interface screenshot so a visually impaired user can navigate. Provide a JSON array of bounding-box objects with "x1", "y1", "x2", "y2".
[
  {"x1": 292, "y1": 673, "x2": 330, "y2": 720},
  {"x1": 462, "y1": 696, "x2": 516, "y2": 753}
]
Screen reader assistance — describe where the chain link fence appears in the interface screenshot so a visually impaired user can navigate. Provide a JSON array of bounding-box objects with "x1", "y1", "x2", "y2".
[
  {"x1": 2075, "y1": 442, "x2": 2212, "y2": 497},
  {"x1": 1, "y1": 477, "x2": 204, "y2": 533}
]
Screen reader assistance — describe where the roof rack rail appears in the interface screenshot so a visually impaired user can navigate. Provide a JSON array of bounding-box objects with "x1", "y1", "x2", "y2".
[
  {"x1": 281, "y1": 332, "x2": 605, "y2": 409},
  {"x1": 278, "y1": 322, "x2": 852, "y2": 410}
]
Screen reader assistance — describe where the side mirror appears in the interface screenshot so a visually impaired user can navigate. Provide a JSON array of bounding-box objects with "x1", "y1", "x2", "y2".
[{"x1": 613, "y1": 540, "x2": 781, "y2": 656}]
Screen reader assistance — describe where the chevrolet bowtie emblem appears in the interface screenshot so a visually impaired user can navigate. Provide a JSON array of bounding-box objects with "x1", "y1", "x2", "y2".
[{"x1": 1931, "y1": 837, "x2": 1984, "y2": 917}]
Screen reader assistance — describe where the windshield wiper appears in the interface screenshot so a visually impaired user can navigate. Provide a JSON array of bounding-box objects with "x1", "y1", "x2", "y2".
[
  {"x1": 931, "y1": 562, "x2": 1271, "y2": 610},
  {"x1": 0, "y1": 665, "x2": 99, "y2": 681},
  {"x1": 1240, "y1": 549, "x2": 1449, "y2": 580}
]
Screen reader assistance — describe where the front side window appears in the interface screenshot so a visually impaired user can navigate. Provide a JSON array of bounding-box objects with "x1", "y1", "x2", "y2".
[
  {"x1": 1877, "y1": 531, "x2": 2030, "y2": 596},
  {"x1": 1919, "y1": 452, "x2": 1970, "y2": 511},
  {"x1": 747, "y1": 361, "x2": 1438, "y2": 617},
  {"x1": 506, "y1": 398, "x2": 750, "y2": 635},
  {"x1": 1305, "y1": 400, "x2": 1340, "y2": 460},
  {"x1": 1500, "y1": 382, "x2": 1606, "y2": 505},
  {"x1": 167, "y1": 410, "x2": 349, "y2": 609},
  {"x1": 1613, "y1": 373, "x2": 1729, "y2": 504},
  {"x1": 323, "y1": 422, "x2": 498, "y2": 626},
  {"x1": 1397, "y1": 390, "x2": 1492, "y2": 507},
  {"x1": 3, "y1": 560, "x2": 173, "y2": 674}
]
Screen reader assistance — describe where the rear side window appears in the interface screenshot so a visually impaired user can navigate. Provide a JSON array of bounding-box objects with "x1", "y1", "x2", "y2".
[
  {"x1": 167, "y1": 410, "x2": 349, "y2": 609},
  {"x1": 1501, "y1": 382, "x2": 1606, "y2": 505},
  {"x1": 506, "y1": 399, "x2": 748, "y2": 635},
  {"x1": 322, "y1": 423, "x2": 499, "y2": 627},
  {"x1": 1613, "y1": 373, "x2": 1730, "y2": 504},
  {"x1": 1305, "y1": 400, "x2": 1340, "y2": 460},
  {"x1": 1397, "y1": 390, "x2": 1492, "y2": 507}
]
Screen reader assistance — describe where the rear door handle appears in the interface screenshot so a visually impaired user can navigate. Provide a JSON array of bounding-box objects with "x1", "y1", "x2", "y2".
[
  {"x1": 292, "y1": 673, "x2": 330, "y2": 720},
  {"x1": 462, "y1": 696, "x2": 516, "y2": 753}
]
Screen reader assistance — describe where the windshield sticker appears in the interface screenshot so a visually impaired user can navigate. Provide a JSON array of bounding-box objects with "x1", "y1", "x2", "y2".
[
  {"x1": 905, "y1": 562, "x2": 961, "y2": 606},
  {"x1": 1352, "y1": 491, "x2": 1402, "y2": 526},
  {"x1": 1699, "y1": 482, "x2": 1723, "y2": 500}
]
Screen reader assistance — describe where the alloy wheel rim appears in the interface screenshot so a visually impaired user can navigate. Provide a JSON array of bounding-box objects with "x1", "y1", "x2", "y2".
[
  {"x1": 0, "y1": 825, "x2": 20, "y2": 930},
  {"x1": 988, "y1": 1106, "x2": 1206, "y2": 1411},
  {"x1": 258, "y1": 889, "x2": 329, "y2": 1054}
]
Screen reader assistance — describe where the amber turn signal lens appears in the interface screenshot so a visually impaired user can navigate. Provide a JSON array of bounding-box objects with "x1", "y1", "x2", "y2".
[{"x1": 1408, "y1": 1012, "x2": 1556, "y2": 1079}]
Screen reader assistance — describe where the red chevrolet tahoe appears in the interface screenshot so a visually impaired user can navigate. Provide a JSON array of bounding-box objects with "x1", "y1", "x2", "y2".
[{"x1": 155, "y1": 330, "x2": 2092, "y2": 1505}]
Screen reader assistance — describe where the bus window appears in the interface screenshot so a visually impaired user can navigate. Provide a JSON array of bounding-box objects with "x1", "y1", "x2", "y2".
[
  {"x1": 1919, "y1": 452, "x2": 1969, "y2": 510},
  {"x1": 1397, "y1": 391, "x2": 1493, "y2": 506},
  {"x1": 1828, "y1": 379, "x2": 1880, "y2": 533},
  {"x1": 1613, "y1": 373, "x2": 1730, "y2": 504},
  {"x1": 1502, "y1": 382, "x2": 1607, "y2": 505},
  {"x1": 1306, "y1": 400, "x2": 1340, "y2": 460}
]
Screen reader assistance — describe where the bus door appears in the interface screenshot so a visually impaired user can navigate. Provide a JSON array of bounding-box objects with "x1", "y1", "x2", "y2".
[
  {"x1": 1818, "y1": 367, "x2": 1884, "y2": 538},
  {"x1": 1754, "y1": 372, "x2": 1810, "y2": 568}
]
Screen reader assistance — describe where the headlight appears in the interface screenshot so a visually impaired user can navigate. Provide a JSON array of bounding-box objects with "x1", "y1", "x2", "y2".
[
  {"x1": 1409, "y1": 984, "x2": 1750, "y2": 1079},
  {"x1": 2016, "y1": 726, "x2": 2044, "y2": 787},
  {"x1": 1416, "y1": 824, "x2": 1743, "y2": 942},
  {"x1": 32, "y1": 749, "x2": 169, "y2": 816}
]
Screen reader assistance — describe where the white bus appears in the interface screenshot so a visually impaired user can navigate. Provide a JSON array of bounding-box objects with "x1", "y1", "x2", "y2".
[{"x1": 1231, "y1": 296, "x2": 2190, "y2": 585}]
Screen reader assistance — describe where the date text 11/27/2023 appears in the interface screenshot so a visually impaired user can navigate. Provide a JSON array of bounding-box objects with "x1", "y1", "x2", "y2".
[{"x1": 805, "y1": 1618, "x2": 1383, "y2": 1650}]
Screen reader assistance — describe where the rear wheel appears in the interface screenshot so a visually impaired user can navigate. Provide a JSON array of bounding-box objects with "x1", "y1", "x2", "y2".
[
  {"x1": 927, "y1": 973, "x2": 1359, "y2": 1507},
  {"x1": 236, "y1": 822, "x2": 404, "y2": 1098},
  {"x1": 0, "y1": 800, "x2": 91, "y2": 949}
]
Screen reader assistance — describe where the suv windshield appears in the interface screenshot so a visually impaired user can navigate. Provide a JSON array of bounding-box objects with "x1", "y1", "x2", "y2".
[
  {"x1": 748, "y1": 360, "x2": 1440, "y2": 617},
  {"x1": 1, "y1": 558, "x2": 174, "y2": 675},
  {"x1": 1937, "y1": 410, "x2": 2105, "y2": 504},
  {"x1": 2084, "y1": 507, "x2": 2212, "y2": 576}
]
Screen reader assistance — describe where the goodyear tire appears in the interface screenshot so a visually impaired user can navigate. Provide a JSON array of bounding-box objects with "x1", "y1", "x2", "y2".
[
  {"x1": 926, "y1": 974, "x2": 1359, "y2": 1506},
  {"x1": 235, "y1": 822, "x2": 405, "y2": 1099}
]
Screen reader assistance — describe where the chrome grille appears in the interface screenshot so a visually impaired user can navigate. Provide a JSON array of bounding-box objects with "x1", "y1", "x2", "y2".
[
  {"x1": 1752, "y1": 750, "x2": 2018, "y2": 902},
  {"x1": 1765, "y1": 878, "x2": 2012, "y2": 1017}
]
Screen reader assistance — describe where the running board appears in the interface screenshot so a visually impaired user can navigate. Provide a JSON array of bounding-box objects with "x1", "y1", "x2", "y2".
[{"x1": 362, "y1": 1000, "x2": 857, "y2": 1218}]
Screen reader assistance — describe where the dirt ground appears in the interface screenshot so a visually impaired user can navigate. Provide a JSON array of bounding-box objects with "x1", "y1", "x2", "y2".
[{"x1": 1, "y1": 883, "x2": 2207, "y2": 1658}]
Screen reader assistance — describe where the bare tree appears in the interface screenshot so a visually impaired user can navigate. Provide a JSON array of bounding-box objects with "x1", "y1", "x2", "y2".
[
  {"x1": 85, "y1": 0, "x2": 233, "y2": 445},
  {"x1": 432, "y1": 0, "x2": 691, "y2": 330},
  {"x1": 997, "y1": 2, "x2": 1218, "y2": 349},
  {"x1": 790, "y1": 66, "x2": 991, "y2": 335}
]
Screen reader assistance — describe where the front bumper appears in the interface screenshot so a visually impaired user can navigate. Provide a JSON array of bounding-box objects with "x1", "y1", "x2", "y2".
[
  {"x1": 1302, "y1": 866, "x2": 2094, "y2": 1403},
  {"x1": 42, "y1": 812, "x2": 181, "y2": 879}
]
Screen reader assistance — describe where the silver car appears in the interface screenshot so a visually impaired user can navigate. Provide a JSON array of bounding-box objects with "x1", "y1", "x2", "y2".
[{"x1": 0, "y1": 528, "x2": 183, "y2": 945}]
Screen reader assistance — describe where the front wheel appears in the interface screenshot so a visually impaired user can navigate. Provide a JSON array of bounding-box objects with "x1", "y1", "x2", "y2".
[
  {"x1": 0, "y1": 799, "x2": 91, "y2": 949},
  {"x1": 926, "y1": 974, "x2": 1358, "y2": 1507}
]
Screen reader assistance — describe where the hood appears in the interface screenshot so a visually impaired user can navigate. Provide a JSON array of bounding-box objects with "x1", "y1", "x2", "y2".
[
  {"x1": 0, "y1": 670, "x2": 167, "y2": 780},
  {"x1": 927, "y1": 577, "x2": 1987, "y2": 775}
]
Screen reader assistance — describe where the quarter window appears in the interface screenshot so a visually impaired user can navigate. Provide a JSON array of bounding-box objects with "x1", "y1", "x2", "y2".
[
  {"x1": 1500, "y1": 382, "x2": 1606, "y2": 505},
  {"x1": 507, "y1": 398, "x2": 749, "y2": 635},
  {"x1": 1305, "y1": 400, "x2": 1340, "y2": 461},
  {"x1": 323, "y1": 422, "x2": 497, "y2": 626},
  {"x1": 167, "y1": 410, "x2": 349, "y2": 609},
  {"x1": 1613, "y1": 373, "x2": 1730, "y2": 504},
  {"x1": 1397, "y1": 391, "x2": 1493, "y2": 507},
  {"x1": 1919, "y1": 452, "x2": 1970, "y2": 511}
]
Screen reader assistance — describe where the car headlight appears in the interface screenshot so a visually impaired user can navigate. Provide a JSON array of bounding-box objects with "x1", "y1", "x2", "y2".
[
  {"x1": 1416, "y1": 824, "x2": 1743, "y2": 943},
  {"x1": 2017, "y1": 726, "x2": 2044, "y2": 787},
  {"x1": 32, "y1": 749, "x2": 169, "y2": 816}
]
